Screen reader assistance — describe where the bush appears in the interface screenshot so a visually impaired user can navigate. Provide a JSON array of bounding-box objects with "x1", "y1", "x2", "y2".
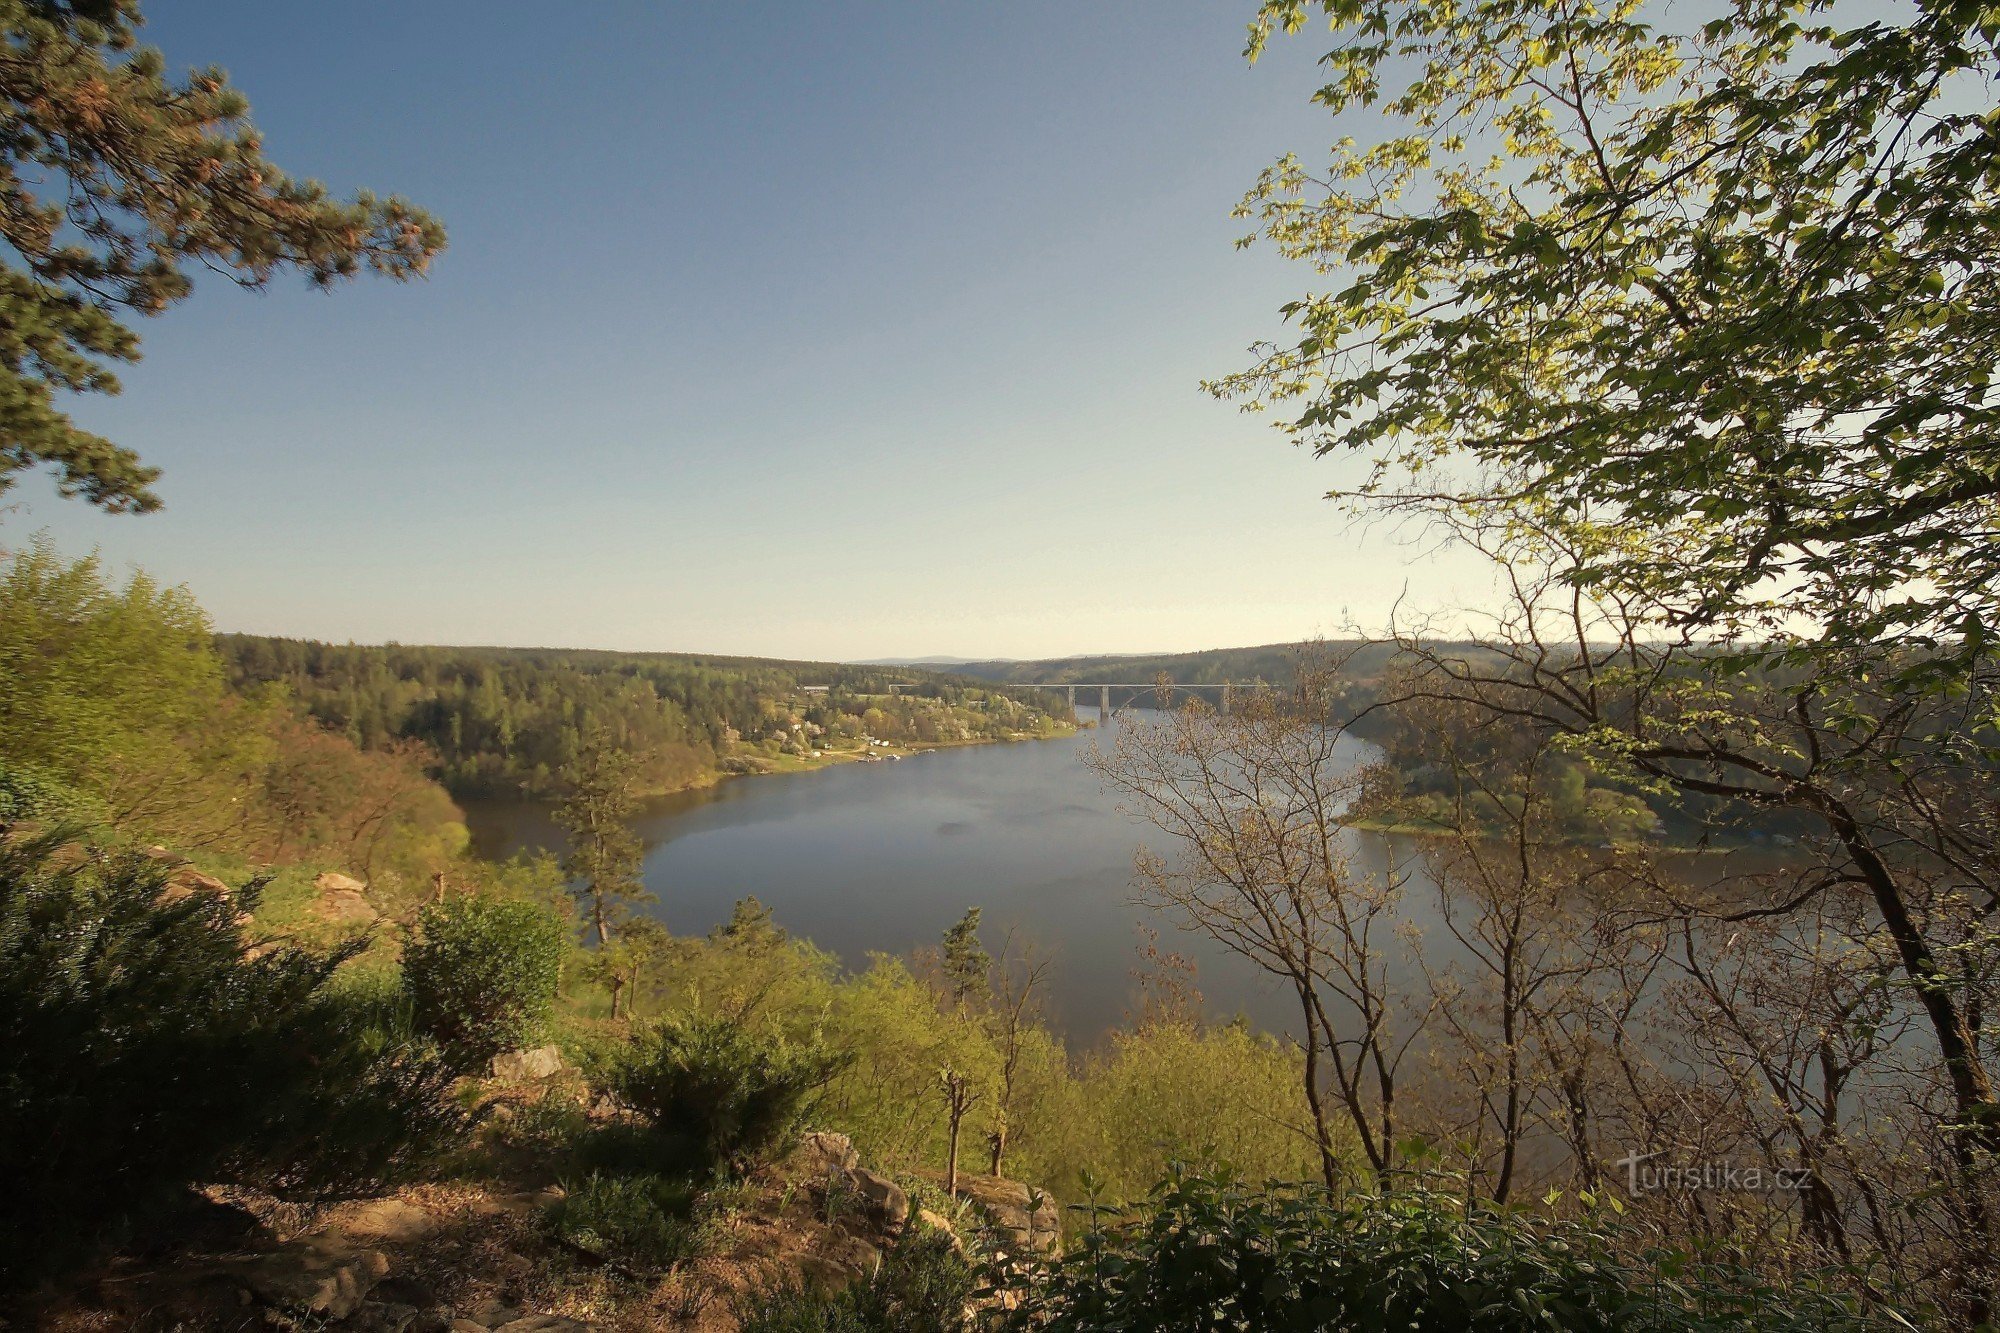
[
  {"x1": 541, "y1": 1172, "x2": 716, "y2": 1271},
  {"x1": 738, "y1": 1231, "x2": 974, "y2": 1333},
  {"x1": 1004, "y1": 1165, "x2": 1905, "y2": 1332},
  {"x1": 0, "y1": 762, "x2": 102, "y2": 826},
  {"x1": 0, "y1": 828, "x2": 469, "y2": 1287},
  {"x1": 609, "y1": 1013, "x2": 850, "y2": 1175},
  {"x1": 403, "y1": 890, "x2": 568, "y2": 1069}
]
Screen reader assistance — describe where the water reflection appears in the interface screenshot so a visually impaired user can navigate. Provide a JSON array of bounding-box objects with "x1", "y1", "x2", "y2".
[{"x1": 462, "y1": 710, "x2": 1409, "y2": 1044}]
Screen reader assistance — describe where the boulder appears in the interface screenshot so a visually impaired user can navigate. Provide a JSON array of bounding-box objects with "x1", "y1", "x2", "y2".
[
  {"x1": 231, "y1": 1233, "x2": 389, "y2": 1320},
  {"x1": 492, "y1": 1317, "x2": 596, "y2": 1333},
  {"x1": 313, "y1": 871, "x2": 380, "y2": 926},
  {"x1": 489, "y1": 1045, "x2": 569, "y2": 1082},
  {"x1": 949, "y1": 1175, "x2": 1060, "y2": 1256},
  {"x1": 797, "y1": 1130, "x2": 860, "y2": 1176},
  {"x1": 155, "y1": 866, "x2": 233, "y2": 906},
  {"x1": 848, "y1": 1168, "x2": 909, "y2": 1234}
]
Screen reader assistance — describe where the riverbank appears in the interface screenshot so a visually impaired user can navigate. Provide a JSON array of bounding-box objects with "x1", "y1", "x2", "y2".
[
  {"x1": 1343, "y1": 813, "x2": 1802, "y2": 856},
  {"x1": 728, "y1": 723, "x2": 1082, "y2": 780}
]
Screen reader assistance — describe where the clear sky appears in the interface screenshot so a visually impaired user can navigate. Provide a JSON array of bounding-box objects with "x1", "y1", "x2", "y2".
[{"x1": 13, "y1": 1, "x2": 1492, "y2": 661}]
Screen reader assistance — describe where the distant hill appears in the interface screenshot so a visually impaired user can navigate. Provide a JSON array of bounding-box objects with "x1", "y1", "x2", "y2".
[
  {"x1": 853, "y1": 656, "x2": 993, "y2": 667},
  {"x1": 944, "y1": 641, "x2": 1409, "y2": 686}
]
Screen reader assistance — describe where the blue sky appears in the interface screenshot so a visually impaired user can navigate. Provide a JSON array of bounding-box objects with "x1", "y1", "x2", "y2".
[{"x1": 14, "y1": 2, "x2": 1489, "y2": 660}]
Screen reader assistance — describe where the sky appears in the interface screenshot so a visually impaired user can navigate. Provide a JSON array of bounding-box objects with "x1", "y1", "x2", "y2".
[{"x1": 12, "y1": 1, "x2": 1494, "y2": 662}]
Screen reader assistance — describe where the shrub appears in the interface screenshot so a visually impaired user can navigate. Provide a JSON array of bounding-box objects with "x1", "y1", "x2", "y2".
[
  {"x1": 1004, "y1": 1165, "x2": 1906, "y2": 1332},
  {"x1": 738, "y1": 1231, "x2": 974, "y2": 1333},
  {"x1": 541, "y1": 1172, "x2": 716, "y2": 1271},
  {"x1": 0, "y1": 762, "x2": 102, "y2": 826},
  {"x1": 403, "y1": 890, "x2": 568, "y2": 1069},
  {"x1": 0, "y1": 828, "x2": 468, "y2": 1287},
  {"x1": 608, "y1": 1013, "x2": 850, "y2": 1175}
]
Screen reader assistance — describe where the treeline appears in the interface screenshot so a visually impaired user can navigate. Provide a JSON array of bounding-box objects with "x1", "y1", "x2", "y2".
[
  {"x1": 0, "y1": 542, "x2": 464, "y2": 889},
  {"x1": 218, "y1": 637, "x2": 1076, "y2": 797}
]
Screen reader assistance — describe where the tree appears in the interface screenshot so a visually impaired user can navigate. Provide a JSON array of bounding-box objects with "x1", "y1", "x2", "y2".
[
  {"x1": 986, "y1": 934, "x2": 1050, "y2": 1178},
  {"x1": 939, "y1": 907, "x2": 990, "y2": 1009},
  {"x1": 553, "y1": 726, "x2": 652, "y2": 946},
  {"x1": 1088, "y1": 668, "x2": 1408, "y2": 1191},
  {"x1": 938, "y1": 1065, "x2": 980, "y2": 1197},
  {"x1": 1220, "y1": 0, "x2": 2000, "y2": 708},
  {"x1": 594, "y1": 914, "x2": 669, "y2": 1021},
  {"x1": 0, "y1": 0, "x2": 444, "y2": 513}
]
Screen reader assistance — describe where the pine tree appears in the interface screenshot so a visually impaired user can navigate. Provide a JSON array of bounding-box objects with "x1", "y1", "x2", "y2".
[
  {"x1": 552, "y1": 727, "x2": 652, "y2": 946},
  {"x1": 940, "y1": 907, "x2": 990, "y2": 1008},
  {"x1": 0, "y1": 0, "x2": 446, "y2": 514}
]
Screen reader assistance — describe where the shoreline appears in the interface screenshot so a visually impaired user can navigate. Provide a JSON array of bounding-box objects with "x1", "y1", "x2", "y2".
[{"x1": 457, "y1": 720, "x2": 1084, "y2": 810}]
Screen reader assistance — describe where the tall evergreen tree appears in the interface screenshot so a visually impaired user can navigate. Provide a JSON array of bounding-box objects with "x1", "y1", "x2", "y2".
[
  {"x1": 0, "y1": 0, "x2": 445, "y2": 513},
  {"x1": 553, "y1": 727, "x2": 652, "y2": 946},
  {"x1": 940, "y1": 907, "x2": 990, "y2": 1008}
]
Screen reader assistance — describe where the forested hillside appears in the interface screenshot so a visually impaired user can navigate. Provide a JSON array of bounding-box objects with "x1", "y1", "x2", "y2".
[{"x1": 218, "y1": 637, "x2": 1075, "y2": 797}]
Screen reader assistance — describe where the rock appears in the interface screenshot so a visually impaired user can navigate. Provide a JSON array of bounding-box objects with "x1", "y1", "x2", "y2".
[
  {"x1": 336, "y1": 1198, "x2": 437, "y2": 1245},
  {"x1": 492, "y1": 1317, "x2": 594, "y2": 1333},
  {"x1": 372, "y1": 1272, "x2": 442, "y2": 1304},
  {"x1": 232, "y1": 1233, "x2": 389, "y2": 1320},
  {"x1": 489, "y1": 1044, "x2": 569, "y2": 1082},
  {"x1": 346, "y1": 1301, "x2": 421, "y2": 1332},
  {"x1": 311, "y1": 871, "x2": 379, "y2": 926},
  {"x1": 156, "y1": 866, "x2": 232, "y2": 906},
  {"x1": 94, "y1": 1263, "x2": 257, "y2": 1328},
  {"x1": 797, "y1": 1130, "x2": 859, "y2": 1175},
  {"x1": 848, "y1": 1168, "x2": 909, "y2": 1233},
  {"x1": 949, "y1": 1175, "x2": 1060, "y2": 1256},
  {"x1": 914, "y1": 1207, "x2": 967, "y2": 1259},
  {"x1": 465, "y1": 1297, "x2": 520, "y2": 1326}
]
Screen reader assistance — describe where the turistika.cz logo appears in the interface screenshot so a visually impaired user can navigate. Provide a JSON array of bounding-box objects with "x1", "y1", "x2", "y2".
[{"x1": 1613, "y1": 1149, "x2": 1812, "y2": 1195}]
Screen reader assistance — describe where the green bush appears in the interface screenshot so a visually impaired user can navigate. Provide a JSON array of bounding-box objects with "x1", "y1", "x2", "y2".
[
  {"x1": 1004, "y1": 1165, "x2": 1905, "y2": 1332},
  {"x1": 541, "y1": 1171, "x2": 716, "y2": 1271},
  {"x1": 0, "y1": 828, "x2": 468, "y2": 1288},
  {"x1": 403, "y1": 890, "x2": 568, "y2": 1069},
  {"x1": 608, "y1": 1013, "x2": 850, "y2": 1175},
  {"x1": 0, "y1": 762, "x2": 102, "y2": 825},
  {"x1": 738, "y1": 1231, "x2": 974, "y2": 1333}
]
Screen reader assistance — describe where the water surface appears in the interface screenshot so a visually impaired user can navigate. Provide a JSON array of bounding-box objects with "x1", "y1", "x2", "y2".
[{"x1": 463, "y1": 711, "x2": 1398, "y2": 1043}]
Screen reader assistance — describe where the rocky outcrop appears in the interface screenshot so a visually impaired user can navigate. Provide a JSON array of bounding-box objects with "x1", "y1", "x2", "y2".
[
  {"x1": 488, "y1": 1045, "x2": 570, "y2": 1083},
  {"x1": 230, "y1": 1233, "x2": 392, "y2": 1320},
  {"x1": 934, "y1": 1173, "x2": 1061, "y2": 1257},
  {"x1": 313, "y1": 870, "x2": 379, "y2": 925}
]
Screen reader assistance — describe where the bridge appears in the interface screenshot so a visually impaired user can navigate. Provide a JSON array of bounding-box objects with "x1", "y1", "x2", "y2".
[{"x1": 888, "y1": 680, "x2": 1288, "y2": 720}]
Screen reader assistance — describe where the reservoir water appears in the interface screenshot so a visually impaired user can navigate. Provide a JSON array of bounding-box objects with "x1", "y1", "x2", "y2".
[{"x1": 461, "y1": 710, "x2": 1399, "y2": 1044}]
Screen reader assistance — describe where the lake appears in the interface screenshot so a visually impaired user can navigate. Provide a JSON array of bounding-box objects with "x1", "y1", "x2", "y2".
[{"x1": 461, "y1": 709, "x2": 1407, "y2": 1045}]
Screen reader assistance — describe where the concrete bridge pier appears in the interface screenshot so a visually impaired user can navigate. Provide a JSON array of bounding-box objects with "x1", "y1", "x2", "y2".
[
  {"x1": 1218, "y1": 685, "x2": 1231, "y2": 717},
  {"x1": 1099, "y1": 684, "x2": 1111, "y2": 725}
]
